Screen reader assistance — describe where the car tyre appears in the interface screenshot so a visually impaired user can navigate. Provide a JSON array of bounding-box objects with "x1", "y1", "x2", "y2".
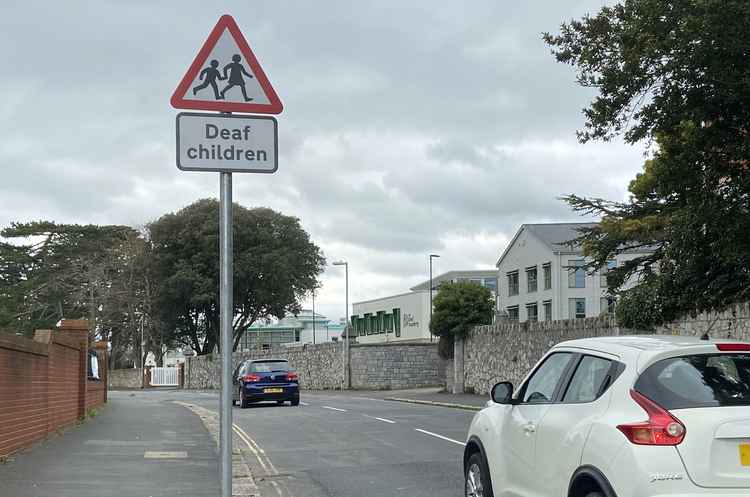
[
  {"x1": 239, "y1": 387, "x2": 249, "y2": 409},
  {"x1": 465, "y1": 452, "x2": 493, "y2": 497},
  {"x1": 584, "y1": 493, "x2": 604, "y2": 497},
  {"x1": 276, "y1": 400, "x2": 285, "y2": 405},
  {"x1": 290, "y1": 398, "x2": 300, "y2": 406}
]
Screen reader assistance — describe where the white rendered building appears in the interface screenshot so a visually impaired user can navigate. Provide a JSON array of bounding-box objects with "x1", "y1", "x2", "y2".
[{"x1": 496, "y1": 223, "x2": 649, "y2": 322}]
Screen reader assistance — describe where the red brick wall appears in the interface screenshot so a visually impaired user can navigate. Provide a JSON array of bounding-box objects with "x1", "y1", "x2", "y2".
[
  {"x1": 47, "y1": 340, "x2": 83, "y2": 431},
  {"x1": 0, "y1": 340, "x2": 49, "y2": 458},
  {"x1": 0, "y1": 320, "x2": 107, "y2": 458}
]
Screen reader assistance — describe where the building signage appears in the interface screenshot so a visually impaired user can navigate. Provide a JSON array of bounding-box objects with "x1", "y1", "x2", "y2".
[{"x1": 403, "y1": 313, "x2": 419, "y2": 328}]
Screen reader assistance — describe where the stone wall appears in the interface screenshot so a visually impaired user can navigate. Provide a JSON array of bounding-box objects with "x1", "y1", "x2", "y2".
[
  {"x1": 349, "y1": 342, "x2": 444, "y2": 390},
  {"x1": 109, "y1": 368, "x2": 144, "y2": 389},
  {"x1": 463, "y1": 316, "x2": 636, "y2": 395},
  {"x1": 184, "y1": 341, "x2": 343, "y2": 390},
  {"x1": 460, "y1": 302, "x2": 750, "y2": 396},
  {"x1": 184, "y1": 340, "x2": 444, "y2": 391},
  {"x1": 657, "y1": 302, "x2": 750, "y2": 341}
]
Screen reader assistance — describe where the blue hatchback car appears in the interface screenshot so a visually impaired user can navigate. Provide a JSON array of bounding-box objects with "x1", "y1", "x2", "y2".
[{"x1": 232, "y1": 358, "x2": 300, "y2": 407}]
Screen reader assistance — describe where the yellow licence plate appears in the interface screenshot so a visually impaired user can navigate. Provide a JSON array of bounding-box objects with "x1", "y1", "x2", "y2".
[
  {"x1": 264, "y1": 388, "x2": 283, "y2": 394},
  {"x1": 740, "y1": 444, "x2": 750, "y2": 466}
]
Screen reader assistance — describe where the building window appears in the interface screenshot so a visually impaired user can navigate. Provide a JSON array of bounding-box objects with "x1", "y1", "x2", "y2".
[
  {"x1": 543, "y1": 300, "x2": 552, "y2": 321},
  {"x1": 526, "y1": 266, "x2": 537, "y2": 293},
  {"x1": 506, "y1": 306, "x2": 519, "y2": 321},
  {"x1": 507, "y1": 271, "x2": 519, "y2": 296},
  {"x1": 543, "y1": 263, "x2": 552, "y2": 290},
  {"x1": 526, "y1": 303, "x2": 538, "y2": 322},
  {"x1": 358, "y1": 317, "x2": 366, "y2": 336},
  {"x1": 569, "y1": 298, "x2": 586, "y2": 319},
  {"x1": 483, "y1": 277, "x2": 498, "y2": 293},
  {"x1": 377, "y1": 311, "x2": 386, "y2": 334},
  {"x1": 364, "y1": 313, "x2": 372, "y2": 335},
  {"x1": 568, "y1": 259, "x2": 586, "y2": 288},
  {"x1": 600, "y1": 260, "x2": 616, "y2": 287},
  {"x1": 600, "y1": 296, "x2": 617, "y2": 315},
  {"x1": 393, "y1": 308, "x2": 401, "y2": 337}
]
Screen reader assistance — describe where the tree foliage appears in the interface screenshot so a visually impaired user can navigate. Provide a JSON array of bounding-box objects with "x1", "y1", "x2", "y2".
[
  {"x1": 148, "y1": 199, "x2": 325, "y2": 354},
  {"x1": 0, "y1": 222, "x2": 154, "y2": 367},
  {"x1": 544, "y1": 0, "x2": 750, "y2": 328},
  {"x1": 429, "y1": 282, "x2": 495, "y2": 358}
]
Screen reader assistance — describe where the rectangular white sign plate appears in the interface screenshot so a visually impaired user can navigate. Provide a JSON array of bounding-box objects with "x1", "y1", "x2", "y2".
[{"x1": 176, "y1": 112, "x2": 278, "y2": 173}]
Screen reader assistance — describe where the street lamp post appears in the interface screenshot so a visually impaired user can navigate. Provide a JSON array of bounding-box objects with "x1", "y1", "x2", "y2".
[
  {"x1": 429, "y1": 254, "x2": 440, "y2": 342},
  {"x1": 332, "y1": 260, "x2": 349, "y2": 390},
  {"x1": 312, "y1": 288, "x2": 316, "y2": 345}
]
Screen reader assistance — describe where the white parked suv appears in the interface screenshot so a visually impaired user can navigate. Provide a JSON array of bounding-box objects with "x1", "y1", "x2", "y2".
[{"x1": 463, "y1": 335, "x2": 750, "y2": 497}]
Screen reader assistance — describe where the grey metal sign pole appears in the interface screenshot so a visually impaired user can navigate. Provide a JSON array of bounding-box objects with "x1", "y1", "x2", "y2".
[
  {"x1": 219, "y1": 171, "x2": 233, "y2": 497},
  {"x1": 171, "y1": 18, "x2": 282, "y2": 497}
]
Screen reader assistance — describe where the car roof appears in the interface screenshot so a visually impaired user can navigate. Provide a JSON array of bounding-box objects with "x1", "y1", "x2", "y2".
[
  {"x1": 247, "y1": 358, "x2": 288, "y2": 363},
  {"x1": 557, "y1": 334, "x2": 746, "y2": 351},
  {"x1": 554, "y1": 335, "x2": 750, "y2": 372}
]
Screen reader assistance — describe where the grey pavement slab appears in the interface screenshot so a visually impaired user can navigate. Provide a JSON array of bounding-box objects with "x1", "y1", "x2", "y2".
[{"x1": 0, "y1": 391, "x2": 219, "y2": 497}]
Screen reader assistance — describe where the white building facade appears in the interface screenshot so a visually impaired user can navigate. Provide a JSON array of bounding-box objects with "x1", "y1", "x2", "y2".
[
  {"x1": 352, "y1": 291, "x2": 431, "y2": 344},
  {"x1": 496, "y1": 223, "x2": 648, "y2": 322},
  {"x1": 351, "y1": 270, "x2": 499, "y2": 344}
]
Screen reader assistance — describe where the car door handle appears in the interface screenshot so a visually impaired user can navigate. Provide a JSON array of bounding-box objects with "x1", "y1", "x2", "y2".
[{"x1": 523, "y1": 423, "x2": 536, "y2": 433}]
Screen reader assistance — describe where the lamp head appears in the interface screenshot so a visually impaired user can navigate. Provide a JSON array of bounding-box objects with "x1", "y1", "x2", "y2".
[{"x1": 332, "y1": 260, "x2": 347, "y2": 266}]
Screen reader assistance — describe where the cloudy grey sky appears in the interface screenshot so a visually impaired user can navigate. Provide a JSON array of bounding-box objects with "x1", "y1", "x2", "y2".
[{"x1": 0, "y1": 0, "x2": 643, "y2": 322}]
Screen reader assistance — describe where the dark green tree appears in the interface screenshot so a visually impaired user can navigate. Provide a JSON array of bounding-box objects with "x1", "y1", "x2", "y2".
[
  {"x1": 429, "y1": 282, "x2": 495, "y2": 358},
  {"x1": 148, "y1": 199, "x2": 325, "y2": 354},
  {"x1": 0, "y1": 221, "x2": 140, "y2": 337},
  {"x1": 543, "y1": 0, "x2": 750, "y2": 328}
]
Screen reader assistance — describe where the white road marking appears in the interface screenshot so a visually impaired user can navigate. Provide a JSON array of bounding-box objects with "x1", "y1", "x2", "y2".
[
  {"x1": 299, "y1": 401, "x2": 309, "y2": 406},
  {"x1": 415, "y1": 428, "x2": 466, "y2": 446},
  {"x1": 144, "y1": 451, "x2": 187, "y2": 459},
  {"x1": 322, "y1": 406, "x2": 347, "y2": 412},
  {"x1": 363, "y1": 414, "x2": 396, "y2": 424}
]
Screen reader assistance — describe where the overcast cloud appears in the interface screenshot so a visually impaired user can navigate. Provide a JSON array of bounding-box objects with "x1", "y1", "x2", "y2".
[{"x1": 0, "y1": 0, "x2": 643, "y2": 321}]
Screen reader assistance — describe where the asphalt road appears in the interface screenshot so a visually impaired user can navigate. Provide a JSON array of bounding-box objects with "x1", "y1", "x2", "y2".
[{"x1": 178, "y1": 389, "x2": 476, "y2": 497}]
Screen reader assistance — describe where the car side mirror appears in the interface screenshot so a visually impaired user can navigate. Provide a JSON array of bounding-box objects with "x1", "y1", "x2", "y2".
[{"x1": 491, "y1": 381, "x2": 514, "y2": 404}]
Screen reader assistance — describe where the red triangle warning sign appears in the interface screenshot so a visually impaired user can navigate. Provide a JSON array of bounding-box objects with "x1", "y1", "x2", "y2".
[{"x1": 170, "y1": 15, "x2": 283, "y2": 115}]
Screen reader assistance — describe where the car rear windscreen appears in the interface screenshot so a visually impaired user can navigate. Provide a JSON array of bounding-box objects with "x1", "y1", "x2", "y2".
[
  {"x1": 635, "y1": 354, "x2": 750, "y2": 409},
  {"x1": 249, "y1": 361, "x2": 290, "y2": 373}
]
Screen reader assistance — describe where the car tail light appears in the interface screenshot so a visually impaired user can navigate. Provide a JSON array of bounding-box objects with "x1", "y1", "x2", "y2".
[
  {"x1": 287, "y1": 372, "x2": 298, "y2": 382},
  {"x1": 716, "y1": 343, "x2": 750, "y2": 351},
  {"x1": 243, "y1": 374, "x2": 261, "y2": 383},
  {"x1": 617, "y1": 389, "x2": 686, "y2": 445}
]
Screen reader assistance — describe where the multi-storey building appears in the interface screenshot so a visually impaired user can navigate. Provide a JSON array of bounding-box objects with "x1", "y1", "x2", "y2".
[{"x1": 496, "y1": 223, "x2": 650, "y2": 322}]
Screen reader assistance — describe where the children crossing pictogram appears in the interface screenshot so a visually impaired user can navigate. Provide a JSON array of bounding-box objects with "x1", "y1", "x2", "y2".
[
  {"x1": 193, "y1": 60, "x2": 224, "y2": 99},
  {"x1": 171, "y1": 15, "x2": 283, "y2": 114}
]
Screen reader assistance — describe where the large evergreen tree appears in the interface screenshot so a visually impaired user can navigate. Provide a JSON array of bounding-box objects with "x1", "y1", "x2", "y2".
[
  {"x1": 544, "y1": 0, "x2": 750, "y2": 328},
  {"x1": 148, "y1": 199, "x2": 325, "y2": 354}
]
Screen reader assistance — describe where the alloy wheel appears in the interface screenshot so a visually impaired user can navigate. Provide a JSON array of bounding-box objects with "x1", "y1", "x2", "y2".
[{"x1": 466, "y1": 462, "x2": 484, "y2": 497}]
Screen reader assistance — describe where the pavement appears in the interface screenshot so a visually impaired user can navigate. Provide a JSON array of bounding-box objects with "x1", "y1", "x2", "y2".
[
  {"x1": 370, "y1": 387, "x2": 489, "y2": 410},
  {"x1": 0, "y1": 391, "x2": 220, "y2": 497},
  {"x1": 0, "y1": 388, "x2": 485, "y2": 497}
]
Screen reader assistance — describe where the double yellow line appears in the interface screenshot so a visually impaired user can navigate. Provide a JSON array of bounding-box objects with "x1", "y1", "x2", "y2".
[{"x1": 232, "y1": 423, "x2": 291, "y2": 497}]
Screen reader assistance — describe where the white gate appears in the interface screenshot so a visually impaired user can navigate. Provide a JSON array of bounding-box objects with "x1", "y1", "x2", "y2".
[{"x1": 150, "y1": 367, "x2": 179, "y2": 387}]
